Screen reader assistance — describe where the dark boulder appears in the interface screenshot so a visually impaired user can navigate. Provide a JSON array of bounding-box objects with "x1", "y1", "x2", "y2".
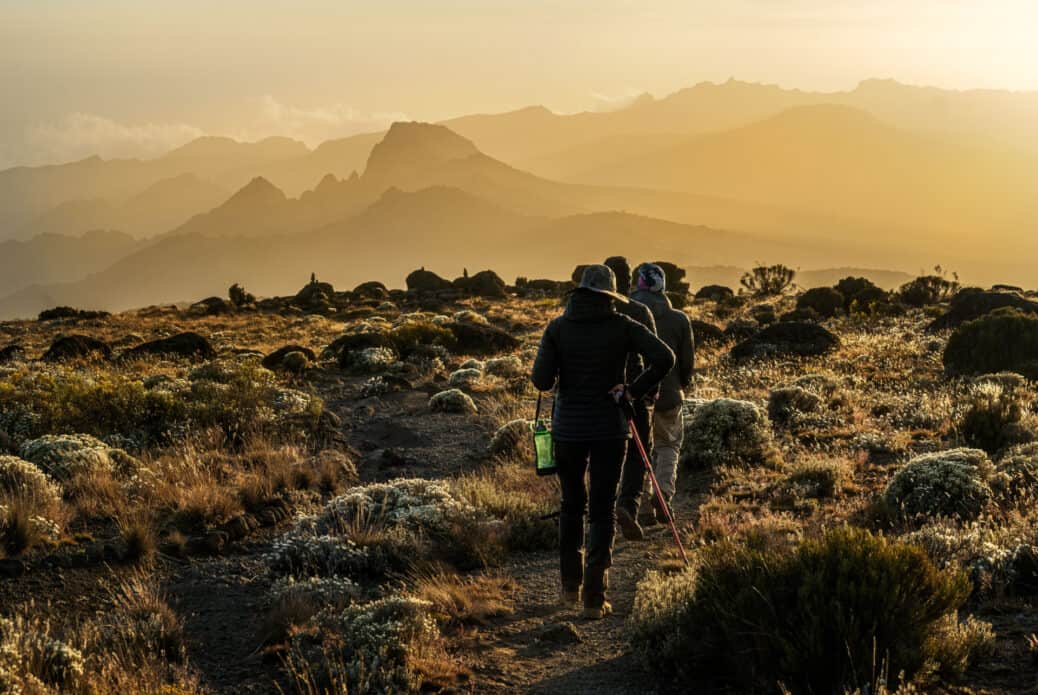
[
  {"x1": 37, "y1": 306, "x2": 110, "y2": 321},
  {"x1": 294, "y1": 280, "x2": 336, "y2": 311},
  {"x1": 928, "y1": 288, "x2": 1038, "y2": 331},
  {"x1": 780, "y1": 307, "x2": 821, "y2": 323},
  {"x1": 42, "y1": 335, "x2": 112, "y2": 362},
  {"x1": 454, "y1": 270, "x2": 507, "y2": 298},
  {"x1": 189, "y1": 297, "x2": 232, "y2": 316},
  {"x1": 0, "y1": 344, "x2": 25, "y2": 364},
  {"x1": 517, "y1": 278, "x2": 573, "y2": 296},
  {"x1": 731, "y1": 322, "x2": 840, "y2": 360},
  {"x1": 689, "y1": 320, "x2": 725, "y2": 346},
  {"x1": 447, "y1": 321, "x2": 520, "y2": 356},
  {"x1": 124, "y1": 332, "x2": 215, "y2": 361},
  {"x1": 353, "y1": 281, "x2": 389, "y2": 300},
  {"x1": 325, "y1": 331, "x2": 394, "y2": 361},
  {"x1": 796, "y1": 287, "x2": 844, "y2": 318},
  {"x1": 406, "y1": 268, "x2": 452, "y2": 292},
  {"x1": 695, "y1": 285, "x2": 735, "y2": 302},
  {"x1": 263, "y1": 345, "x2": 317, "y2": 370}
]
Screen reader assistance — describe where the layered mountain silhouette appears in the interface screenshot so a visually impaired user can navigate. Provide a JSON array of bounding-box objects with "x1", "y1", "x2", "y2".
[
  {"x1": 0, "y1": 230, "x2": 143, "y2": 299},
  {"x1": 18, "y1": 174, "x2": 228, "y2": 240},
  {"x1": 2, "y1": 78, "x2": 1037, "y2": 317}
]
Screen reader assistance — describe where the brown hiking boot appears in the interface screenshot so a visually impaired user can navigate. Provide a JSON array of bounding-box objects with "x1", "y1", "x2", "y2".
[
  {"x1": 638, "y1": 510, "x2": 659, "y2": 528},
  {"x1": 652, "y1": 494, "x2": 672, "y2": 525},
  {"x1": 560, "y1": 589, "x2": 581, "y2": 609},
  {"x1": 583, "y1": 601, "x2": 613, "y2": 620},
  {"x1": 616, "y1": 506, "x2": 644, "y2": 541}
]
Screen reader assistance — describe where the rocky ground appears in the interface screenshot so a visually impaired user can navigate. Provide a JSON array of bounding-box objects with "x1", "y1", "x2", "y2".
[{"x1": 1, "y1": 272, "x2": 1037, "y2": 693}]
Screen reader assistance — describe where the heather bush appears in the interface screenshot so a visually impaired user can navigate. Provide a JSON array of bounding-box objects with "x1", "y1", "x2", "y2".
[
  {"x1": 796, "y1": 287, "x2": 844, "y2": 318},
  {"x1": 629, "y1": 527, "x2": 970, "y2": 693},
  {"x1": 682, "y1": 399, "x2": 782, "y2": 468},
  {"x1": 956, "y1": 381, "x2": 1029, "y2": 454},
  {"x1": 447, "y1": 368, "x2": 482, "y2": 389},
  {"x1": 0, "y1": 455, "x2": 61, "y2": 508},
  {"x1": 429, "y1": 389, "x2": 477, "y2": 414},
  {"x1": 285, "y1": 596, "x2": 447, "y2": 694},
  {"x1": 884, "y1": 449, "x2": 996, "y2": 521},
  {"x1": 740, "y1": 265, "x2": 796, "y2": 297},
  {"x1": 900, "y1": 274, "x2": 960, "y2": 307},
  {"x1": 943, "y1": 308, "x2": 1038, "y2": 379}
]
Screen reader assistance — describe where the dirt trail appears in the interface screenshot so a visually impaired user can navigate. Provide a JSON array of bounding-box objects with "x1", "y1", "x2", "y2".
[
  {"x1": 165, "y1": 541, "x2": 285, "y2": 694},
  {"x1": 475, "y1": 483, "x2": 706, "y2": 695}
]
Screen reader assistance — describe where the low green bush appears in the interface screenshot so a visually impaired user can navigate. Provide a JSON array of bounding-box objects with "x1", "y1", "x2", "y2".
[
  {"x1": 629, "y1": 527, "x2": 971, "y2": 693},
  {"x1": 943, "y1": 308, "x2": 1038, "y2": 379}
]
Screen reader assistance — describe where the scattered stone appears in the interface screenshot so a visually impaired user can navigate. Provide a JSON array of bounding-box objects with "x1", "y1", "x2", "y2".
[
  {"x1": 731, "y1": 322, "x2": 839, "y2": 360},
  {"x1": 406, "y1": 268, "x2": 452, "y2": 292},
  {"x1": 536, "y1": 622, "x2": 582, "y2": 645},
  {"x1": 454, "y1": 270, "x2": 507, "y2": 298},
  {"x1": 429, "y1": 389, "x2": 478, "y2": 414},
  {"x1": 695, "y1": 285, "x2": 735, "y2": 302},
  {"x1": 37, "y1": 306, "x2": 110, "y2": 321},
  {"x1": 353, "y1": 281, "x2": 390, "y2": 300},
  {"x1": 123, "y1": 332, "x2": 215, "y2": 361},
  {"x1": 42, "y1": 334, "x2": 112, "y2": 362},
  {"x1": 723, "y1": 319, "x2": 758, "y2": 342},
  {"x1": 189, "y1": 296, "x2": 232, "y2": 316},
  {"x1": 263, "y1": 345, "x2": 317, "y2": 370},
  {"x1": 447, "y1": 321, "x2": 521, "y2": 356}
]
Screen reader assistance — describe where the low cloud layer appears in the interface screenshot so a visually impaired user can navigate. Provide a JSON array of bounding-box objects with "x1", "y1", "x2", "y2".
[
  {"x1": 4, "y1": 97, "x2": 410, "y2": 169},
  {"x1": 23, "y1": 113, "x2": 206, "y2": 166}
]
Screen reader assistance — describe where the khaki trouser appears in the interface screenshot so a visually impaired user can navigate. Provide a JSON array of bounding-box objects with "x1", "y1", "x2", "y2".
[{"x1": 643, "y1": 405, "x2": 682, "y2": 505}]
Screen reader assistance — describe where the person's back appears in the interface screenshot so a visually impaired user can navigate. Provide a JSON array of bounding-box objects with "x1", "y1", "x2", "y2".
[
  {"x1": 531, "y1": 264, "x2": 673, "y2": 620},
  {"x1": 532, "y1": 289, "x2": 667, "y2": 441},
  {"x1": 630, "y1": 263, "x2": 695, "y2": 519}
]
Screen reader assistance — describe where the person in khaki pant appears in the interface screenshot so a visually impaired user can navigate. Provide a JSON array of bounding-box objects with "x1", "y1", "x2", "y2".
[{"x1": 628, "y1": 263, "x2": 695, "y2": 524}]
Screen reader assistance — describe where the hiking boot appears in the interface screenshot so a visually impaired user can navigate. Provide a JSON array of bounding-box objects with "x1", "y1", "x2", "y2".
[
  {"x1": 638, "y1": 510, "x2": 660, "y2": 528},
  {"x1": 583, "y1": 601, "x2": 613, "y2": 620},
  {"x1": 652, "y1": 495, "x2": 672, "y2": 525},
  {"x1": 560, "y1": 589, "x2": 581, "y2": 609},
  {"x1": 616, "y1": 506, "x2": 644, "y2": 541}
]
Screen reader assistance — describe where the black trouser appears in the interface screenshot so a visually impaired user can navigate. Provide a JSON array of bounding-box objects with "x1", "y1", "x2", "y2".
[
  {"x1": 616, "y1": 402, "x2": 653, "y2": 517},
  {"x1": 555, "y1": 438, "x2": 627, "y2": 608}
]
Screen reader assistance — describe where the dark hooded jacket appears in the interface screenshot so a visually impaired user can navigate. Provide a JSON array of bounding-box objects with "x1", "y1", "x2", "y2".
[
  {"x1": 531, "y1": 291, "x2": 675, "y2": 442},
  {"x1": 630, "y1": 288, "x2": 694, "y2": 411}
]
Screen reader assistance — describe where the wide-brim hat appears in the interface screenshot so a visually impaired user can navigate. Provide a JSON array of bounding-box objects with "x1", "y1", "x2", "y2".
[{"x1": 572, "y1": 263, "x2": 629, "y2": 303}]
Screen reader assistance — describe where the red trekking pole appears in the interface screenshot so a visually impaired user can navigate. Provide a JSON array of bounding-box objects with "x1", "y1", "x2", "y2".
[{"x1": 626, "y1": 414, "x2": 690, "y2": 568}]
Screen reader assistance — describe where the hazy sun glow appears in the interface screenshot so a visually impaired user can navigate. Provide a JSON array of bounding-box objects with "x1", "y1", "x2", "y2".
[{"x1": 1, "y1": 0, "x2": 1037, "y2": 167}]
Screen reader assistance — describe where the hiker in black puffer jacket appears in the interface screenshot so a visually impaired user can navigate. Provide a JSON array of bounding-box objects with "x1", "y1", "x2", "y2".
[
  {"x1": 630, "y1": 263, "x2": 695, "y2": 525},
  {"x1": 604, "y1": 256, "x2": 658, "y2": 542},
  {"x1": 531, "y1": 264, "x2": 674, "y2": 620}
]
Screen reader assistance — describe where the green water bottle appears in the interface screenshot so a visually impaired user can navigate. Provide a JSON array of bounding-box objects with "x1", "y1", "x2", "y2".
[{"x1": 532, "y1": 420, "x2": 557, "y2": 476}]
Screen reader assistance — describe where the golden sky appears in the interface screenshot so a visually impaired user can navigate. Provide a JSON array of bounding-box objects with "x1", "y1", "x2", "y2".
[{"x1": 2, "y1": 0, "x2": 1036, "y2": 166}]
